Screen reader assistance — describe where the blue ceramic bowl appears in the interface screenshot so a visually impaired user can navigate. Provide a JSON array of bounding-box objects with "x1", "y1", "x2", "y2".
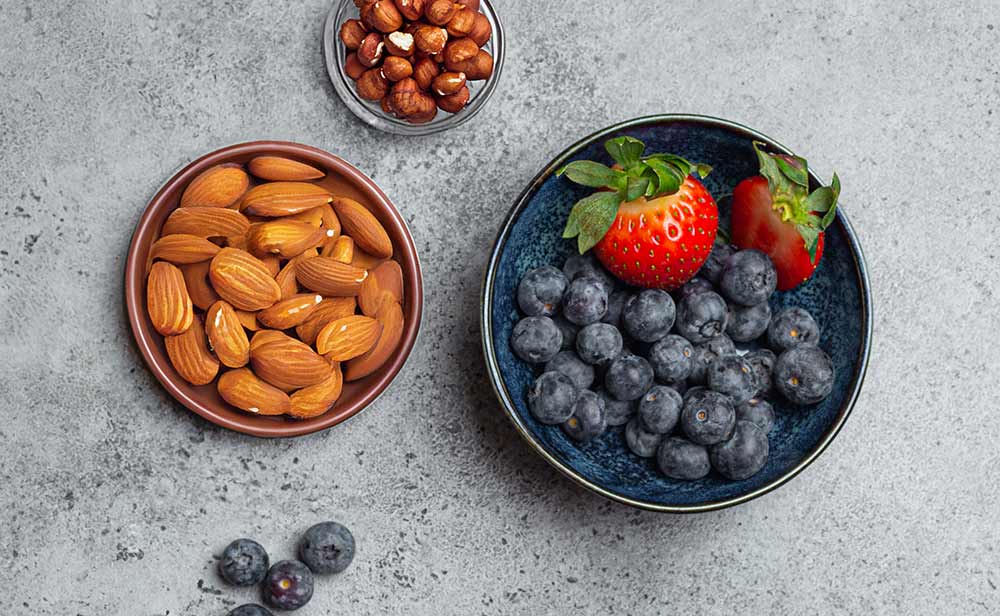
[{"x1": 481, "y1": 115, "x2": 872, "y2": 512}]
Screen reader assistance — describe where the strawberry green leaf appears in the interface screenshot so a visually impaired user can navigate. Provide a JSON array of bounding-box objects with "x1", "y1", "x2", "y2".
[
  {"x1": 626, "y1": 177, "x2": 651, "y2": 202},
  {"x1": 819, "y1": 173, "x2": 841, "y2": 229},
  {"x1": 797, "y1": 224, "x2": 821, "y2": 264},
  {"x1": 605, "y1": 137, "x2": 645, "y2": 169},
  {"x1": 562, "y1": 191, "x2": 622, "y2": 254},
  {"x1": 693, "y1": 163, "x2": 712, "y2": 178},
  {"x1": 775, "y1": 156, "x2": 809, "y2": 188},
  {"x1": 557, "y1": 160, "x2": 627, "y2": 189},
  {"x1": 644, "y1": 158, "x2": 683, "y2": 195}
]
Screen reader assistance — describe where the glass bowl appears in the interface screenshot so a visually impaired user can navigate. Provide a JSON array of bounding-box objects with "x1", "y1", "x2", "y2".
[{"x1": 323, "y1": 0, "x2": 504, "y2": 136}]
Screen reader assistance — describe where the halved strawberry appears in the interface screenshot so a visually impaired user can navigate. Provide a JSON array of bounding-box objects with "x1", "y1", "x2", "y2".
[{"x1": 559, "y1": 137, "x2": 717, "y2": 290}]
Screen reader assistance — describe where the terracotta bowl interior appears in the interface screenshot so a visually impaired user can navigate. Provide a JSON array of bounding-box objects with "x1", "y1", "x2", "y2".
[{"x1": 125, "y1": 141, "x2": 422, "y2": 437}]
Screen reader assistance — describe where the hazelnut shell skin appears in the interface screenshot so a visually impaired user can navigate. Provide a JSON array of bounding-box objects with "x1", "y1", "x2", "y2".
[
  {"x1": 393, "y1": 0, "x2": 425, "y2": 21},
  {"x1": 467, "y1": 13, "x2": 491, "y2": 46},
  {"x1": 436, "y1": 85, "x2": 470, "y2": 113},
  {"x1": 424, "y1": 0, "x2": 456, "y2": 26},
  {"x1": 356, "y1": 68, "x2": 389, "y2": 100}
]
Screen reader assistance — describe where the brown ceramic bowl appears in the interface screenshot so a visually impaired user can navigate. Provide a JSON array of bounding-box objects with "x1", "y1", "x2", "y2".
[{"x1": 125, "y1": 141, "x2": 423, "y2": 437}]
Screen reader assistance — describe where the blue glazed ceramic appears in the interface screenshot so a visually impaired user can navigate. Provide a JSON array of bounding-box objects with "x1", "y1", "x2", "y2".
[{"x1": 481, "y1": 115, "x2": 872, "y2": 512}]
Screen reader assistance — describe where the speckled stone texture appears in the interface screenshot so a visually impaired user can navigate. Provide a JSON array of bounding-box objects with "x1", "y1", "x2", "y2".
[{"x1": 0, "y1": 1, "x2": 997, "y2": 614}]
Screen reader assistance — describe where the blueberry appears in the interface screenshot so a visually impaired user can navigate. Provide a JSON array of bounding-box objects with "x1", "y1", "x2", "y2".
[
  {"x1": 510, "y1": 316, "x2": 561, "y2": 363},
  {"x1": 767, "y1": 307, "x2": 821, "y2": 351},
  {"x1": 710, "y1": 420, "x2": 769, "y2": 480},
  {"x1": 745, "y1": 348, "x2": 776, "y2": 396},
  {"x1": 664, "y1": 379, "x2": 689, "y2": 397},
  {"x1": 219, "y1": 539, "x2": 269, "y2": 587},
  {"x1": 562, "y1": 390, "x2": 607, "y2": 442},
  {"x1": 774, "y1": 346, "x2": 835, "y2": 405},
  {"x1": 562, "y1": 277, "x2": 609, "y2": 325},
  {"x1": 674, "y1": 291, "x2": 728, "y2": 344},
  {"x1": 622, "y1": 290, "x2": 676, "y2": 343},
  {"x1": 726, "y1": 301, "x2": 771, "y2": 342},
  {"x1": 680, "y1": 389, "x2": 736, "y2": 445},
  {"x1": 263, "y1": 560, "x2": 314, "y2": 611},
  {"x1": 516, "y1": 265, "x2": 567, "y2": 317},
  {"x1": 683, "y1": 386, "x2": 708, "y2": 403},
  {"x1": 707, "y1": 354, "x2": 757, "y2": 404},
  {"x1": 688, "y1": 334, "x2": 736, "y2": 384},
  {"x1": 229, "y1": 605, "x2": 274, "y2": 616},
  {"x1": 553, "y1": 316, "x2": 579, "y2": 351},
  {"x1": 676, "y1": 276, "x2": 714, "y2": 301},
  {"x1": 527, "y1": 371, "x2": 578, "y2": 424},
  {"x1": 700, "y1": 243, "x2": 738, "y2": 284},
  {"x1": 298, "y1": 521, "x2": 355, "y2": 574},
  {"x1": 736, "y1": 398, "x2": 775, "y2": 434},
  {"x1": 720, "y1": 249, "x2": 777, "y2": 306},
  {"x1": 596, "y1": 388, "x2": 635, "y2": 426},
  {"x1": 544, "y1": 350, "x2": 595, "y2": 389},
  {"x1": 604, "y1": 354, "x2": 654, "y2": 401},
  {"x1": 602, "y1": 290, "x2": 632, "y2": 328},
  {"x1": 563, "y1": 253, "x2": 614, "y2": 293},
  {"x1": 575, "y1": 322, "x2": 623, "y2": 366},
  {"x1": 625, "y1": 416, "x2": 663, "y2": 457},
  {"x1": 657, "y1": 437, "x2": 711, "y2": 480},
  {"x1": 637, "y1": 385, "x2": 682, "y2": 434},
  {"x1": 647, "y1": 334, "x2": 694, "y2": 382}
]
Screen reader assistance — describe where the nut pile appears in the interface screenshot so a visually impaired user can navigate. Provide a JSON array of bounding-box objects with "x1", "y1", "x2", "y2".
[
  {"x1": 339, "y1": 0, "x2": 494, "y2": 123},
  {"x1": 145, "y1": 156, "x2": 406, "y2": 419}
]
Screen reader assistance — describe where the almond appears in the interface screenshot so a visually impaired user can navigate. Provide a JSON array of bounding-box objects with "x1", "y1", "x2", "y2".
[
  {"x1": 289, "y1": 363, "x2": 344, "y2": 418},
  {"x1": 284, "y1": 206, "x2": 325, "y2": 227},
  {"x1": 319, "y1": 204, "x2": 341, "y2": 236},
  {"x1": 235, "y1": 309, "x2": 261, "y2": 331},
  {"x1": 246, "y1": 220, "x2": 330, "y2": 259},
  {"x1": 250, "y1": 328, "x2": 288, "y2": 351},
  {"x1": 250, "y1": 331, "x2": 332, "y2": 390},
  {"x1": 295, "y1": 297, "x2": 358, "y2": 345},
  {"x1": 274, "y1": 259, "x2": 299, "y2": 299},
  {"x1": 345, "y1": 300, "x2": 403, "y2": 381},
  {"x1": 247, "y1": 156, "x2": 325, "y2": 182},
  {"x1": 227, "y1": 233, "x2": 250, "y2": 251},
  {"x1": 350, "y1": 248, "x2": 386, "y2": 270},
  {"x1": 218, "y1": 367, "x2": 292, "y2": 415},
  {"x1": 165, "y1": 314, "x2": 220, "y2": 385},
  {"x1": 205, "y1": 300, "x2": 251, "y2": 368},
  {"x1": 240, "y1": 182, "x2": 333, "y2": 217},
  {"x1": 331, "y1": 197, "x2": 393, "y2": 258},
  {"x1": 180, "y1": 261, "x2": 221, "y2": 310},
  {"x1": 180, "y1": 164, "x2": 250, "y2": 208},
  {"x1": 147, "y1": 261, "x2": 194, "y2": 335},
  {"x1": 149, "y1": 233, "x2": 221, "y2": 264},
  {"x1": 209, "y1": 248, "x2": 282, "y2": 311},
  {"x1": 296, "y1": 257, "x2": 368, "y2": 297},
  {"x1": 260, "y1": 254, "x2": 282, "y2": 277},
  {"x1": 315, "y1": 315, "x2": 383, "y2": 360},
  {"x1": 371, "y1": 260, "x2": 404, "y2": 302},
  {"x1": 257, "y1": 293, "x2": 324, "y2": 330},
  {"x1": 358, "y1": 259, "x2": 404, "y2": 316},
  {"x1": 328, "y1": 236, "x2": 355, "y2": 263},
  {"x1": 161, "y1": 207, "x2": 250, "y2": 238}
]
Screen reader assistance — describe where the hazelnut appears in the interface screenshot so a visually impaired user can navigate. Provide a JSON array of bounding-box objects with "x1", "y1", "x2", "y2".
[
  {"x1": 344, "y1": 52, "x2": 367, "y2": 80},
  {"x1": 385, "y1": 31, "x2": 415, "y2": 56},
  {"x1": 389, "y1": 78, "x2": 436, "y2": 119},
  {"x1": 393, "y1": 0, "x2": 425, "y2": 21},
  {"x1": 356, "y1": 68, "x2": 389, "y2": 100},
  {"x1": 412, "y1": 57, "x2": 440, "y2": 90},
  {"x1": 431, "y1": 71, "x2": 466, "y2": 95},
  {"x1": 380, "y1": 95, "x2": 397, "y2": 116},
  {"x1": 424, "y1": 0, "x2": 456, "y2": 25},
  {"x1": 354, "y1": 0, "x2": 374, "y2": 7},
  {"x1": 442, "y1": 38, "x2": 479, "y2": 70},
  {"x1": 357, "y1": 32, "x2": 385, "y2": 67},
  {"x1": 447, "y1": 8, "x2": 476, "y2": 37},
  {"x1": 436, "y1": 85, "x2": 470, "y2": 113},
  {"x1": 467, "y1": 13, "x2": 491, "y2": 46},
  {"x1": 457, "y1": 0, "x2": 480, "y2": 9},
  {"x1": 409, "y1": 101, "x2": 438, "y2": 123},
  {"x1": 450, "y1": 49, "x2": 493, "y2": 80},
  {"x1": 382, "y1": 56, "x2": 413, "y2": 81},
  {"x1": 339, "y1": 19, "x2": 368, "y2": 50},
  {"x1": 413, "y1": 25, "x2": 448, "y2": 53},
  {"x1": 361, "y1": 0, "x2": 403, "y2": 33}
]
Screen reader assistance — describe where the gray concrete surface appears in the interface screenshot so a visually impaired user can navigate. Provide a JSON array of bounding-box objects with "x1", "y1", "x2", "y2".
[{"x1": 1, "y1": 0, "x2": 997, "y2": 614}]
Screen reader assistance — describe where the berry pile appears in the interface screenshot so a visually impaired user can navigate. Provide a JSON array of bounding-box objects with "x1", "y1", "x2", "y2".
[
  {"x1": 511, "y1": 246, "x2": 835, "y2": 482},
  {"x1": 218, "y1": 521, "x2": 355, "y2": 613}
]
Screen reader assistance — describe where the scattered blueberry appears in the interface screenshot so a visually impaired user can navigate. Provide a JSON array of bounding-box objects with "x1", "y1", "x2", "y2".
[
  {"x1": 637, "y1": 385, "x2": 682, "y2": 434},
  {"x1": 563, "y1": 253, "x2": 615, "y2": 293},
  {"x1": 744, "y1": 348, "x2": 776, "y2": 396},
  {"x1": 299, "y1": 521, "x2": 355, "y2": 575},
  {"x1": 561, "y1": 277, "x2": 609, "y2": 325},
  {"x1": 510, "y1": 316, "x2": 562, "y2": 364},
  {"x1": 680, "y1": 389, "x2": 736, "y2": 446},
  {"x1": 219, "y1": 538, "x2": 269, "y2": 587},
  {"x1": 517, "y1": 265, "x2": 567, "y2": 317},
  {"x1": 719, "y1": 249, "x2": 777, "y2": 306},
  {"x1": 625, "y1": 416, "x2": 663, "y2": 458},
  {"x1": 562, "y1": 390, "x2": 607, "y2": 442},
  {"x1": 657, "y1": 437, "x2": 711, "y2": 480},
  {"x1": 622, "y1": 289, "x2": 676, "y2": 343},
  {"x1": 604, "y1": 354, "x2": 654, "y2": 401},
  {"x1": 552, "y1": 316, "x2": 579, "y2": 351},
  {"x1": 726, "y1": 301, "x2": 771, "y2": 342},
  {"x1": 647, "y1": 334, "x2": 694, "y2": 383},
  {"x1": 774, "y1": 346, "x2": 835, "y2": 405},
  {"x1": 597, "y1": 389, "x2": 635, "y2": 426},
  {"x1": 707, "y1": 354, "x2": 757, "y2": 404},
  {"x1": 688, "y1": 334, "x2": 736, "y2": 384},
  {"x1": 603, "y1": 290, "x2": 632, "y2": 328},
  {"x1": 676, "y1": 276, "x2": 714, "y2": 300},
  {"x1": 710, "y1": 420, "x2": 769, "y2": 480},
  {"x1": 663, "y1": 379, "x2": 689, "y2": 397},
  {"x1": 263, "y1": 560, "x2": 314, "y2": 611},
  {"x1": 767, "y1": 307, "x2": 821, "y2": 351},
  {"x1": 674, "y1": 290, "x2": 728, "y2": 344},
  {"x1": 575, "y1": 322, "x2": 623, "y2": 366},
  {"x1": 544, "y1": 351, "x2": 595, "y2": 390},
  {"x1": 736, "y1": 398, "x2": 775, "y2": 434},
  {"x1": 229, "y1": 605, "x2": 274, "y2": 616},
  {"x1": 701, "y1": 242, "x2": 738, "y2": 284},
  {"x1": 527, "y1": 371, "x2": 578, "y2": 424}
]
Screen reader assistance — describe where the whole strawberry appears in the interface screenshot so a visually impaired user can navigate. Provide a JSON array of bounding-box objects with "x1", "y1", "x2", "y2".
[{"x1": 559, "y1": 137, "x2": 717, "y2": 290}]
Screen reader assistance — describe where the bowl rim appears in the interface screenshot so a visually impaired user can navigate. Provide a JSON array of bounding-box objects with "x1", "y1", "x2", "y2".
[
  {"x1": 480, "y1": 114, "x2": 873, "y2": 513},
  {"x1": 125, "y1": 140, "x2": 423, "y2": 438}
]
